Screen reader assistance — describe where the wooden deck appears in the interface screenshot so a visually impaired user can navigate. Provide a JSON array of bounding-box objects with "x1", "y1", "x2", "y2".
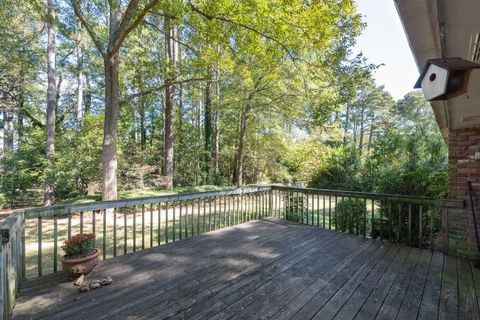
[{"x1": 11, "y1": 218, "x2": 480, "y2": 320}]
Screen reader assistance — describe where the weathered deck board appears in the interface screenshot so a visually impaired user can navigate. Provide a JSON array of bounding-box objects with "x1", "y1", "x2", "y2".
[{"x1": 11, "y1": 218, "x2": 480, "y2": 320}]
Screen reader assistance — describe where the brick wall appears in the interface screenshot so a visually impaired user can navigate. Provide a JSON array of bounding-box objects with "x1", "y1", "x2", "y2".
[{"x1": 448, "y1": 128, "x2": 480, "y2": 257}]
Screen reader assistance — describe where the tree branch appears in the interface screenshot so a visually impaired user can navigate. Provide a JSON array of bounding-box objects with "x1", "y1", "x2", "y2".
[
  {"x1": 188, "y1": 1, "x2": 298, "y2": 63},
  {"x1": 120, "y1": 77, "x2": 209, "y2": 106},
  {"x1": 70, "y1": 0, "x2": 106, "y2": 57},
  {"x1": 144, "y1": 21, "x2": 199, "y2": 55},
  {"x1": 113, "y1": 0, "x2": 160, "y2": 54}
]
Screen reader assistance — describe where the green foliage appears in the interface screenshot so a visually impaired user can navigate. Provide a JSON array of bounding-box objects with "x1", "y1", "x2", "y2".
[
  {"x1": 1, "y1": 129, "x2": 46, "y2": 206},
  {"x1": 285, "y1": 192, "x2": 308, "y2": 222},
  {"x1": 0, "y1": 0, "x2": 448, "y2": 209},
  {"x1": 61, "y1": 233, "x2": 96, "y2": 257},
  {"x1": 334, "y1": 198, "x2": 367, "y2": 235},
  {"x1": 310, "y1": 144, "x2": 362, "y2": 191}
]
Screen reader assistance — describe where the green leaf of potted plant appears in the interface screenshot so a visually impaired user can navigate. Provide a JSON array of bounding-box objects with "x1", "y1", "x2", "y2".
[{"x1": 60, "y1": 233, "x2": 101, "y2": 277}]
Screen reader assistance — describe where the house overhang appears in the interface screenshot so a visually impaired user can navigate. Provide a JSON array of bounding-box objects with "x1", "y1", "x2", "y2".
[{"x1": 394, "y1": 0, "x2": 480, "y2": 141}]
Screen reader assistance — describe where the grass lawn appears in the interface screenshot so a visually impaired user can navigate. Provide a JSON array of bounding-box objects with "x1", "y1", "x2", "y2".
[{"x1": 56, "y1": 185, "x2": 227, "y2": 205}]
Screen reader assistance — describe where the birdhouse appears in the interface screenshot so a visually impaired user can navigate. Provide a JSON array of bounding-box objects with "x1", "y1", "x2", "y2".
[{"x1": 414, "y1": 57, "x2": 480, "y2": 101}]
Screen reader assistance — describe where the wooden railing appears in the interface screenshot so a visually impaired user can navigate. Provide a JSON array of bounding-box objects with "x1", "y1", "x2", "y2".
[
  {"x1": 0, "y1": 212, "x2": 24, "y2": 320},
  {"x1": 0, "y1": 185, "x2": 464, "y2": 320},
  {"x1": 270, "y1": 186, "x2": 464, "y2": 252}
]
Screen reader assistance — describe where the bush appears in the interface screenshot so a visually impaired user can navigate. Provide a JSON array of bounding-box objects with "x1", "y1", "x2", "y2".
[
  {"x1": 334, "y1": 198, "x2": 367, "y2": 235},
  {"x1": 284, "y1": 192, "x2": 308, "y2": 222}
]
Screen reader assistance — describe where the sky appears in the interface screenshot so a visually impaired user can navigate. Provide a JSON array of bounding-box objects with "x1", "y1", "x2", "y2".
[{"x1": 353, "y1": 0, "x2": 420, "y2": 101}]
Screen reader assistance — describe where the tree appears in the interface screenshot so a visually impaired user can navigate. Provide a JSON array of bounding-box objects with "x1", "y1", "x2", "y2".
[
  {"x1": 71, "y1": 0, "x2": 160, "y2": 200},
  {"x1": 44, "y1": 0, "x2": 56, "y2": 206}
]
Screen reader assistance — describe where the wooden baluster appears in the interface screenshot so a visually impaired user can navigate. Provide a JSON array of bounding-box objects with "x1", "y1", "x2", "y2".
[
  {"x1": 185, "y1": 201, "x2": 189, "y2": 237},
  {"x1": 166, "y1": 202, "x2": 169, "y2": 243},
  {"x1": 323, "y1": 195, "x2": 326, "y2": 228},
  {"x1": 157, "y1": 202, "x2": 162, "y2": 245},
  {"x1": 197, "y1": 199, "x2": 200, "y2": 234},
  {"x1": 334, "y1": 195, "x2": 337, "y2": 230},
  {"x1": 124, "y1": 207, "x2": 128, "y2": 255},
  {"x1": 132, "y1": 207, "x2": 136, "y2": 251},
  {"x1": 329, "y1": 195, "x2": 332, "y2": 230},
  {"x1": 150, "y1": 204, "x2": 153, "y2": 248},
  {"x1": 408, "y1": 204, "x2": 412, "y2": 247},
  {"x1": 37, "y1": 216, "x2": 42, "y2": 277},
  {"x1": 388, "y1": 202, "x2": 393, "y2": 243},
  {"x1": 113, "y1": 208, "x2": 117, "y2": 257},
  {"x1": 430, "y1": 207, "x2": 434, "y2": 251},
  {"x1": 102, "y1": 209, "x2": 107, "y2": 259},
  {"x1": 53, "y1": 215, "x2": 57, "y2": 272},
  {"x1": 172, "y1": 201, "x2": 178, "y2": 242},
  {"x1": 92, "y1": 210, "x2": 96, "y2": 246},
  {"x1": 371, "y1": 200, "x2": 375, "y2": 238},
  {"x1": 419, "y1": 205, "x2": 423, "y2": 248},
  {"x1": 190, "y1": 200, "x2": 195, "y2": 235},
  {"x1": 67, "y1": 214, "x2": 72, "y2": 240},
  {"x1": 202, "y1": 198, "x2": 206, "y2": 233},
  {"x1": 80, "y1": 212, "x2": 84, "y2": 233},
  {"x1": 398, "y1": 203, "x2": 402, "y2": 244},
  {"x1": 141, "y1": 204, "x2": 145, "y2": 250},
  {"x1": 363, "y1": 198, "x2": 367, "y2": 237},
  {"x1": 209, "y1": 197, "x2": 213, "y2": 231},
  {"x1": 179, "y1": 202, "x2": 183, "y2": 240}
]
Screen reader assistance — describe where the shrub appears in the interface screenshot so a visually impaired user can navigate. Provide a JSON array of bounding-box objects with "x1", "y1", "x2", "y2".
[
  {"x1": 284, "y1": 192, "x2": 308, "y2": 222},
  {"x1": 334, "y1": 198, "x2": 367, "y2": 235},
  {"x1": 62, "y1": 233, "x2": 96, "y2": 257}
]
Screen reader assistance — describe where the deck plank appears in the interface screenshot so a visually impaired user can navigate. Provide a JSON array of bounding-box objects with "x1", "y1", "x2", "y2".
[
  {"x1": 10, "y1": 219, "x2": 476, "y2": 320},
  {"x1": 395, "y1": 249, "x2": 432, "y2": 320},
  {"x1": 457, "y1": 258, "x2": 480, "y2": 319},
  {"x1": 417, "y1": 251, "x2": 444, "y2": 320},
  {"x1": 333, "y1": 244, "x2": 404, "y2": 320},
  {"x1": 439, "y1": 255, "x2": 459, "y2": 320},
  {"x1": 286, "y1": 242, "x2": 386, "y2": 320},
  {"x1": 97, "y1": 225, "x2": 342, "y2": 319},
  {"x1": 310, "y1": 243, "x2": 398, "y2": 320},
  {"x1": 369, "y1": 247, "x2": 422, "y2": 320}
]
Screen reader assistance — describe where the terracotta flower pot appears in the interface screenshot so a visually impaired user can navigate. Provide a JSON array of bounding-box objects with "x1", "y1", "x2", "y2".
[{"x1": 60, "y1": 248, "x2": 101, "y2": 277}]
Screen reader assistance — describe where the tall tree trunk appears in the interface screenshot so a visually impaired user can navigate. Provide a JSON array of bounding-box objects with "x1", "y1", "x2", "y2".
[
  {"x1": 44, "y1": 0, "x2": 56, "y2": 206},
  {"x1": 76, "y1": 20, "x2": 84, "y2": 192},
  {"x1": 84, "y1": 70, "x2": 91, "y2": 115},
  {"x1": 76, "y1": 21, "x2": 84, "y2": 132},
  {"x1": 367, "y1": 115, "x2": 375, "y2": 155},
  {"x1": 17, "y1": 78, "x2": 25, "y2": 146},
  {"x1": 235, "y1": 105, "x2": 249, "y2": 188},
  {"x1": 3, "y1": 110, "x2": 13, "y2": 153},
  {"x1": 138, "y1": 71, "x2": 146, "y2": 189},
  {"x1": 344, "y1": 104, "x2": 350, "y2": 145},
  {"x1": 204, "y1": 73, "x2": 213, "y2": 183},
  {"x1": 358, "y1": 104, "x2": 365, "y2": 155},
  {"x1": 102, "y1": 53, "x2": 120, "y2": 200},
  {"x1": 17, "y1": 109, "x2": 23, "y2": 146},
  {"x1": 0, "y1": 110, "x2": 3, "y2": 158},
  {"x1": 163, "y1": 14, "x2": 177, "y2": 189},
  {"x1": 213, "y1": 66, "x2": 220, "y2": 178}
]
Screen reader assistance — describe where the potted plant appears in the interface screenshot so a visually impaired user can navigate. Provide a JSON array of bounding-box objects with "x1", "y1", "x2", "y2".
[{"x1": 60, "y1": 233, "x2": 101, "y2": 277}]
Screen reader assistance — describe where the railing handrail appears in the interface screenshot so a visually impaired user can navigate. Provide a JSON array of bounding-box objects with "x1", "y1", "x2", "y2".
[
  {"x1": 11, "y1": 185, "x2": 465, "y2": 220},
  {"x1": 271, "y1": 185, "x2": 464, "y2": 208},
  {"x1": 17, "y1": 185, "x2": 272, "y2": 219}
]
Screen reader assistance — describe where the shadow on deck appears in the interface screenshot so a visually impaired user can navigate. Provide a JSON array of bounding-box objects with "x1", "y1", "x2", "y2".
[{"x1": 11, "y1": 218, "x2": 480, "y2": 320}]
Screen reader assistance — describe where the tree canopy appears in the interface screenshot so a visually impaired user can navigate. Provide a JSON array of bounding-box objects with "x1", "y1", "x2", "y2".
[{"x1": 0, "y1": 0, "x2": 446, "y2": 207}]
